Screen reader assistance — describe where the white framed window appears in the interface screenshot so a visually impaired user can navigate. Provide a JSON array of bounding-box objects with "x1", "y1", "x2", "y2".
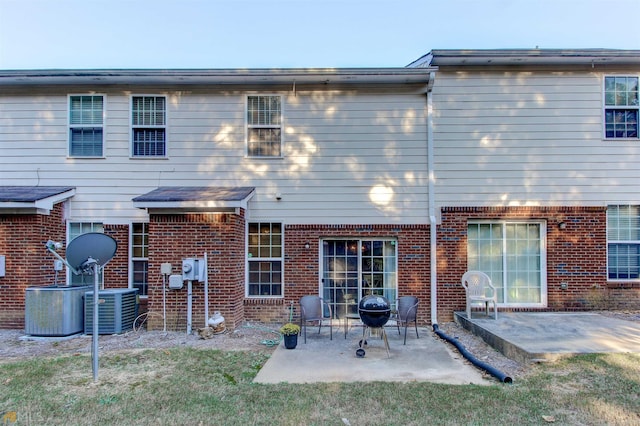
[
  {"x1": 131, "y1": 95, "x2": 167, "y2": 157},
  {"x1": 131, "y1": 222, "x2": 149, "y2": 296},
  {"x1": 604, "y1": 76, "x2": 638, "y2": 139},
  {"x1": 247, "y1": 222, "x2": 283, "y2": 296},
  {"x1": 68, "y1": 222, "x2": 104, "y2": 286},
  {"x1": 69, "y1": 95, "x2": 104, "y2": 157},
  {"x1": 607, "y1": 205, "x2": 640, "y2": 280},
  {"x1": 467, "y1": 221, "x2": 547, "y2": 307},
  {"x1": 246, "y1": 95, "x2": 282, "y2": 157}
]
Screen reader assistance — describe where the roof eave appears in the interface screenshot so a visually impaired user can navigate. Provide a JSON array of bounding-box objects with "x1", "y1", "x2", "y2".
[
  {"x1": 426, "y1": 49, "x2": 640, "y2": 67},
  {"x1": 0, "y1": 68, "x2": 436, "y2": 87},
  {"x1": 0, "y1": 188, "x2": 76, "y2": 215}
]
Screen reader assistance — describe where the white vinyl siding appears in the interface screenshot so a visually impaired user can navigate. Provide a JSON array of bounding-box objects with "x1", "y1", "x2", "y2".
[
  {"x1": 69, "y1": 95, "x2": 104, "y2": 157},
  {"x1": 432, "y1": 70, "x2": 640, "y2": 209},
  {"x1": 0, "y1": 86, "x2": 428, "y2": 225}
]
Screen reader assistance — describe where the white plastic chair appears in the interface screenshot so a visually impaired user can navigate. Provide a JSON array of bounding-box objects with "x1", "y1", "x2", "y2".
[{"x1": 461, "y1": 271, "x2": 498, "y2": 320}]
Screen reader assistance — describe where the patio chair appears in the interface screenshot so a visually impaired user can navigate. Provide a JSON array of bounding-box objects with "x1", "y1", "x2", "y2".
[
  {"x1": 395, "y1": 296, "x2": 419, "y2": 345},
  {"x1": 299, "y1": 295, "x2": 332, "y2": 343},
  {"x1": 461, "y1": 271, "x2": 498, "y2": 320}
]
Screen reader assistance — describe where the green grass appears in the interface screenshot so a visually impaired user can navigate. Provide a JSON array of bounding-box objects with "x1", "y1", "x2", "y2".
[{"x1": 1, "y1": 349, "x2": 638, "y2": 425}]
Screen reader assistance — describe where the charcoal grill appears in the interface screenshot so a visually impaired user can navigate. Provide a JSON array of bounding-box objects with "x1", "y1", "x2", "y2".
[{"x1": 356, "y1": 295, "x2": 391, "y2": 357}]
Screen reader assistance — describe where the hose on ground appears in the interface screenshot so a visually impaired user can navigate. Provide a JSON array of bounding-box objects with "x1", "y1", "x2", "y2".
[{"x1": 242, "y1": 324, "x2": 282, "y2": 347}]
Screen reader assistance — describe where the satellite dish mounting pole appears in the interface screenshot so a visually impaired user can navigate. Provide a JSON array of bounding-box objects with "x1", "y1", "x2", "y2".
[{"x1": 92, "y1": 262, "x2": 100, "y2": 381}]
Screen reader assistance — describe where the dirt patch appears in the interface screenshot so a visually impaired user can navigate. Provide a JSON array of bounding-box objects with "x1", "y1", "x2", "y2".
[
  {"x1": 0, "y1": 323, "x2": 281, "y2": 364},
  {"x1": 2, "y1": 311, "x2": 637, "y2": 381},
  {"x1": 1, "y1": 322, "x2": 528, "y2": 379}
]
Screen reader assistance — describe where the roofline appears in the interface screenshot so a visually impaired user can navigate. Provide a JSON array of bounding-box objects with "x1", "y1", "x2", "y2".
[
  {"x1": 0, "y1": 187, "x2": 75, "y2": 215},
  {"x1": 407, "y1": 49, "x2": 640, "y2": 68},
  {"x1": 132, "y1": 187, "x2": 256, "y2": 212},
  {"x1": 0, "y1": 67, "x2": 436, "y2": 87}
]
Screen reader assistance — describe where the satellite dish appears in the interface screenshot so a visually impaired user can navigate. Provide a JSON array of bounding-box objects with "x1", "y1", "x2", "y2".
[{"x1": 66, "y1": 232, "x2": 117, "y2": 273}]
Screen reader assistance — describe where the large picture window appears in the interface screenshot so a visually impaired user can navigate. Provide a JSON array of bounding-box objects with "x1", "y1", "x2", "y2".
[
  {"x1": 132, "y1": 96, "x2": 166, "y2": 157},
  {"x1": 247, "y1": 95, "x2": 282, "y2": 157},
  {"x1": 467, "y1": 221, "x2": 546, "y2": 306},
  {"x1": 607, "y1": 205, "x2": 640, "y2": 280},
  {"x1": 69, "y1": 95, "x2": 104, "y2": 157},
  {"x1": 604, "y1": 76, "x2": 638, "y2": 139},
  {"x1": 247, "y1": 222, "x2": 283, "y2": 296}
]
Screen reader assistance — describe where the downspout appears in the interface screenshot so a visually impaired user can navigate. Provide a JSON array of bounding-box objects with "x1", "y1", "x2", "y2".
[
  {"x1": 424, "y1": 71, "x2": 512, "y2": 384},
  {"x1": 433, "y1": 324, "x2": 513, "y2": 383},
  {"x1": 426, "y1": 71, "x2": 438, "y2": 326}
]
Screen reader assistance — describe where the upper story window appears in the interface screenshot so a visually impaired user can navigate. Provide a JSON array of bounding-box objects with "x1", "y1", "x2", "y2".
[
  {"x1": 607, "y1": 205, "x2": 640, "y2": 280},
  {"x1": 604, "y1": 76, "x2": 638, "y2": 139},
  {"x1": 69, "y1": 95, "x2": 104, "y2": 157},
  {"x1": 132, "y1": 96, "x2": 166, "y2": 157},
  {"x1": 247, "y1": 95, "x2": 282, "y2": 157}
]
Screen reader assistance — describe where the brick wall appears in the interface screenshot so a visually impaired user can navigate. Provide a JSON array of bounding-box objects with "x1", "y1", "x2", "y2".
[
  {"x1": 436, "y1": 206, "x2": 638, "y2": 322},
  {"x1": 243, "y1": 224, "x2": 432, "y2": 326},
  {"x1": 104, "y1": 224, "x2": 129, "y2": 289},
  {"x1": 145, "y1": 211, "x2": 246, "y2": 332},
  {"x1": 0, "y1": 203, "x2": 67, "y2": 328}
]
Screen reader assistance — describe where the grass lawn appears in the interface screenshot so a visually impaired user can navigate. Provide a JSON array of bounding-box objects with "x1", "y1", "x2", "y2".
[{"x1": 1, "y1": 348, "x2": 639, "y2": 425}]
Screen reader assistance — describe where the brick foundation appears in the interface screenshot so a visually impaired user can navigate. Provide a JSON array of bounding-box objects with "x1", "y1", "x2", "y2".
[
  {"x1": 145, "y1": 211, "x2": 246, "y2": 332},
  {"x1": 243, "y1": 224, "x2": 432, "y2": 326},
  {"x1": 0, "y1": 203, "x2": 67, "y2": 328}
]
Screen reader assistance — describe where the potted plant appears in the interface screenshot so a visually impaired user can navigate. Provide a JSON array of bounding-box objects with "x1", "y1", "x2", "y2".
[{"x1": 280, "y1": 323, "x2": 300, "y2": 349}]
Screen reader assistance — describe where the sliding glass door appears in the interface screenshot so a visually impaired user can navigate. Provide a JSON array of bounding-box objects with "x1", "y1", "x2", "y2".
[
  {"x1": 467, "y1": 222, "x2": 546, "y2": 306},
  {"x1": 321, "y1": 239, "x2": 397, "y2": 318}
]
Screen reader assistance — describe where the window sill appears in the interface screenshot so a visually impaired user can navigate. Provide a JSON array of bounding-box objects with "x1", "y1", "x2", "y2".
[{"x1": 67, "y1": 156, "x2": 105, "y2": 159}]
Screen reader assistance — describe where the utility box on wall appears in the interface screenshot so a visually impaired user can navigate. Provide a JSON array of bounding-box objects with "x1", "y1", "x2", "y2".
[
  {"x1": 0, "y1": 255, "x2": 5, "y2": 277},
  {"x1": 182, "y1": 258, "x2": 205, "y2": 281}
]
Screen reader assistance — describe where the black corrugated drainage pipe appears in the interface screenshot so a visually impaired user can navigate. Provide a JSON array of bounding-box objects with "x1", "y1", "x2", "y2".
[{"x1": 433, "y1": 324, "x2": 513, "y2": 384}]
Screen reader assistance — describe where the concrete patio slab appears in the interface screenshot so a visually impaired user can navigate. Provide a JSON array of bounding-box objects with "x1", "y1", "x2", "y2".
[
  {"x1": 254, "y1": 325, "x2": 492, "y2": 385},
  {"x1": 455, "y1": 311, "x2": 640, "y2": 364}
]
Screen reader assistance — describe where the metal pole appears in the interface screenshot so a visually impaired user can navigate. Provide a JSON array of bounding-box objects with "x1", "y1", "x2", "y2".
[
  {"x1": 92, "y1": 263, "x2": 99, "y2": 381},
  {"x1": 204, "y1": 252, "x2": 208, "y2": 327}
]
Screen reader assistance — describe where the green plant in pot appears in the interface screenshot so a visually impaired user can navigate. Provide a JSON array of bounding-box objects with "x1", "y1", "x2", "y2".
[
  {"x1": 280, "y1": 323, "x2": 300, "y2": 349},
  {"x1": 280, "y1": 323, "x2": 300, "y2": 336},
  {"x1": 280, "y1": 301, "x2": 300, "y2": 349}
]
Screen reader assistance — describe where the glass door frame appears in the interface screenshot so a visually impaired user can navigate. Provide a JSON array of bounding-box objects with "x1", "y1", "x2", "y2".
[
  {"x1": 467, "y1": 220, "x2": 548, "y2": 307},
  {"x1": 319, "y1": 238, "x2": 398, "y2": 318}
]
